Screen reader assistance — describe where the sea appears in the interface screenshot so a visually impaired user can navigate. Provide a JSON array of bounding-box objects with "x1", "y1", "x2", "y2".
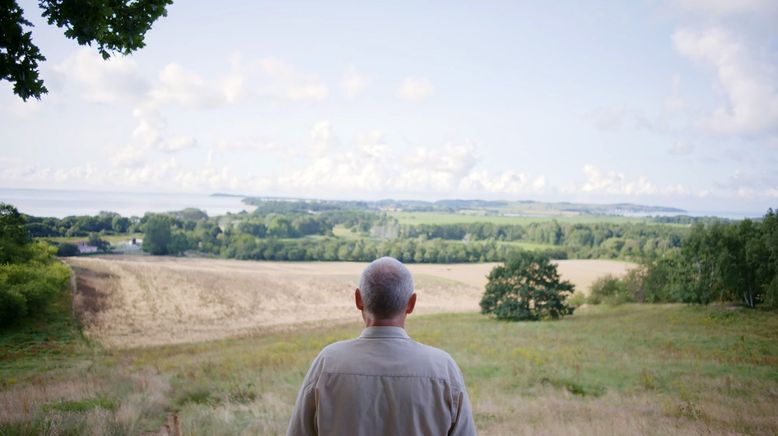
[
  {"x1": 0, "y1": 188, "x2": 767, "y2": 219},
  {"x1": 0, "y1": 188, "x2": 254, "y2": 218}
]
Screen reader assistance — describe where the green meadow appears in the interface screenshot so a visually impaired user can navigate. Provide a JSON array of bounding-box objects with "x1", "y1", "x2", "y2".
[
  {"x1": 389, "y1": 211, "x2": 665, "y2": 226},
  {"x1": 2, "y1": 303, "x2": 777, "y2": 435}
]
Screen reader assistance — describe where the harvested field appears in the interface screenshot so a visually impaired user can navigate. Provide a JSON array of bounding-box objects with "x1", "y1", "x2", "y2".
[{"x1": 65, "y1": 257, "x2": 634, "y2": 348}]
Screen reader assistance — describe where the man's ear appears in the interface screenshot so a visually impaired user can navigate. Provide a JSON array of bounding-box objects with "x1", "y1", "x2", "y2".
[
  {"x1": 406, "y1": 293, "x2": 417, "y2": 314},
  {"x1": 355, "y1": 288, "x2": 364, "y2": 311}
]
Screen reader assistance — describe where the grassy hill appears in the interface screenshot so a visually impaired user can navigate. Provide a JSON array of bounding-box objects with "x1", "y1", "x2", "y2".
[{"x1": 1, "y1": 304, "x2": 777, "y2": 435}]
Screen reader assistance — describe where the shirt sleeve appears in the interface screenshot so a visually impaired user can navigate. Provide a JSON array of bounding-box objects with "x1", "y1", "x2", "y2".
[
  {"x1": 448, "y1": 359, "x2": 477, "y2": 436},
  {"x1": 286, "y1": 354, "x2": 323, "y2": 436}
]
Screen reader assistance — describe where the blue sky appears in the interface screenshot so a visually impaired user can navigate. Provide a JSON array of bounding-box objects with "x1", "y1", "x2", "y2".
[{"x1": 1, "y1": 0, "x2": 777, "y2": 212}]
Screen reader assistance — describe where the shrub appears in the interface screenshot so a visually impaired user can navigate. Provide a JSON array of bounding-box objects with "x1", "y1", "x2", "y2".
[
  {"x1": 567, "y1": 292, "x2": 587, "y2": 308},
  {"x1": 480, "y1": 251, "x2": 575, "y2": 321},
  {"x1": 0, "y1": 205, "x2": 72, "y2": 327},
  {"x1": 588, "y1": 275, "x2": 633, "y2": 305},
  {"x1": 56, "y1": 243, "x2": 79, "y2": 256},
  {"x1": 0, "y1": 259, "x2": 70, "y2": 326}
]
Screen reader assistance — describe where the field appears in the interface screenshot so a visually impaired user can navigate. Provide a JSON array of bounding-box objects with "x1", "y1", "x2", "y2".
[
  {"x1": 389, "y1": 211, "x2": 667, "y2": 225},
  {"x1": 2, "y1": 257, "x2": 777, "y2": 435},
  {"x1": 63, "y1": 257, "x2": 632, "y2": 348},
  {"x1": 2, "y1": 303, "x2": 777, "y2": 435}
]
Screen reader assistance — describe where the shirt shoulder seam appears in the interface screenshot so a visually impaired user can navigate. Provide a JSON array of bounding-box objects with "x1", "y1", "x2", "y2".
[{"x1": 320, "y1": 370, "x2": 465, "y2": 387}]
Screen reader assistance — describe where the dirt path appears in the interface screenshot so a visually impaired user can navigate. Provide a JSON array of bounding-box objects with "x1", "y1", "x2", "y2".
[{"x1": 65, "y1": 257, "x2": 634, "y2": 348}]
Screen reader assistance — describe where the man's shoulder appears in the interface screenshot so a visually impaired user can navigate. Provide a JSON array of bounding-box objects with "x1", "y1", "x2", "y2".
[
  {"x1": 319, "y1": 335, "x2": 453, "y2": 361},
  {"x1": 407, "y1": 340, "x2": 465, "y2": 381},
  {"x1": 316, "y1": 335, "x2": 464, "y2": 385},
  {"x1": 408, "y1": 340, "x2": 457, "y2": 364},
  {"x1": 319, "y1": 338, "x2": 361, "y2": 356}
]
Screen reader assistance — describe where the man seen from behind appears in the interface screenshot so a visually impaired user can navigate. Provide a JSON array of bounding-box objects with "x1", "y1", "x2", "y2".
[{"x1": 287, "y1": 256, "x2": 476, "y2": 436}]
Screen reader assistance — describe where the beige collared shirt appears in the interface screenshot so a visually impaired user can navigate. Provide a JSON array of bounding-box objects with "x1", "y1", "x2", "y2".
[{"x1": 287, "y1": 326, "x2": 476, "y2": 436}]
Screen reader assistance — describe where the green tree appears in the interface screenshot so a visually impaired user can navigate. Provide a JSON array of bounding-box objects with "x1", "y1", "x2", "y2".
[
  {"x1": 1, "y1": 0, "x2": 173, "y2": 100},
  {"x1": 143, "y1": 215, "x2": 171, "y2": 255},
  {"x1": 0, "y1": 203, "x2": 31, "y2": 263},
  {"x1": 267, "y1": 216, "x2": 296, "y2": 238},
  {"x1": 480, "y1": 251, "x2": 575, "y2": 321},
  {"x1": 88, "y1": 233, "x2": 110, "y2": 253},
  {"x1": 168, "y1": 232, "x2": 189, "y2": 256},
  {"x1": 56, "y1": 242, "x2": 79, "y2": 256},
  {"x1": 111, "y1": 215, "x2": 131, "y2": 233}
]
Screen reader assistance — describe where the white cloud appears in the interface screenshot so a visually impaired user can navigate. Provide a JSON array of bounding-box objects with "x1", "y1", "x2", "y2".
[
  {"x1": 716, "y1": 170, "x2": 778, "y2": 198},
  {"x1": 356, "y1": 131, "x2": 387, "y2": 159},
  {"x1": 461, "y1": 171, "x2": 546, "y2": 194},
  {"x1": 405, "y1": 143, "x2": 478, "y2": 180},
  {"x1": 112, "y1": 146, "x2": 148, "y2": 168},
  {"x1": 216, "y1": 138, "x2": 281, "y2": 153},
  {"x1": 159, "y1": 136, "x2": 197, "y2": 153},
  {"x1": 310, "y1": 121, "x2": 339, "y2": 157},
  {"x1": 276, "y1": 130, "x2": 544, "y2": 197},
  {"x1": 131, "y1": 107, "x2": 166, "y2": 148},
  {"x1": 580, "y1": 165, "x2": 658, "y2": 196},
  {"x1": 673, "y1": 27, "x2": 778, "y2": 136},
  {"x1": 673, "y1": 0, "x2": 778, "y2": 18},
  {"x1": 397, "y1": 77, "x2": 434, "y2": 101},
  {"x1": 54, "y1": 48, "x2": 148, "y2": 104},
  {"x1": 341, "y1": 65, "x2": 368, "y2": 98},
  {"x1": 259, "y1": 58, "x2": 329, "y2": 101},
  {"x1": 149, "y1": 63, "x2": 223, "y2": 109},
  {"x1": 117, "y1": 106, "x2": 196, "y2": 160},
  {"x1": 356, "y1": 130, "x2": 386, "y2": 147}
]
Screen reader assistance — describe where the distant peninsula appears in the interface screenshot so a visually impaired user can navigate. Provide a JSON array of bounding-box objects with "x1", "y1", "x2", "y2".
[
  {"x1": 210, "y1": 192, "x2": 246, "y2": 198},
  {"x1": 240, "y1": 196, "x2": 686, "y2": 217}
]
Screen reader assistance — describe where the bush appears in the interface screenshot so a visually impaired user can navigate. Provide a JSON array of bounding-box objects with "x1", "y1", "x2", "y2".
[
  {"x1": 588, "y1": 275, "x2": 633, "y2": 305},
  {"x1": 0, "y1": 258, "x2": 70, "y2": 326},
  {"x1": 480, "y1": 251, "x2": 575, "y2": 321},
  {"x1": 0, "y1": 205, "x2": 72, "y2": 327},
  {"x1": 56, "y1": 243, "x2": 79, "y2": 256},
  {"x1": 567, "y1": 292, "x2": 587, "y2": 308}
]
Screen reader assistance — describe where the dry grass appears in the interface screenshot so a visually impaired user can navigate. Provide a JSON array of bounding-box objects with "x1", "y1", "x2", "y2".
[
  {"x1": 63, "y1": 257, "x2": 634, "y2": 348},
  {"x1": 2, "y1": 304, "x2": 777, "y2": 435},
  {"x1": 17, "y1": 258, "x2": 770, "y2": 436}
]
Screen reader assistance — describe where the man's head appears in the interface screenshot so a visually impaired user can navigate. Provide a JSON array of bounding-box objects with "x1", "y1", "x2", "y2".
[{"x1": 356, "y1": 257, "x2": 416, "y2": 325}]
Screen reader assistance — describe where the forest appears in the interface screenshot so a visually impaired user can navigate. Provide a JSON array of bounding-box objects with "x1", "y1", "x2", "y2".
[{"x1": 23, "y1": 201, "x2": 695, "y2": 261}]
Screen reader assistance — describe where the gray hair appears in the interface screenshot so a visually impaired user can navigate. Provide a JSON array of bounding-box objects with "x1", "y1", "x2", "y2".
[{"x1": 358, "y1": 257, "x2": 414, "y2": 318}]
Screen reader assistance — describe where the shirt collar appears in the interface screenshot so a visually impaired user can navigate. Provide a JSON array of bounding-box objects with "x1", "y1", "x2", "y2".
[{"x1": 359, "y1": 326, "x2": 410, "y2": 339}]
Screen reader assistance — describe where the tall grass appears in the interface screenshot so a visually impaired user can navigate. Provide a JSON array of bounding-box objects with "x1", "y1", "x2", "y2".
[{"x1": 2, "y1": 304, "x2": 777, "y2": 435}]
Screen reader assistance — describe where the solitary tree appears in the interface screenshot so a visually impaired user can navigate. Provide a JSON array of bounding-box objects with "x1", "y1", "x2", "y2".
[
  {"x1": 1, "y1": 0, "x2": 173, "y2": 100},
  {"x1": 143, "y1": 214, "x2": 171, "y2": 255},
  {"x1": 480, "y1": 251, "x2": 575, "y2": 321}
]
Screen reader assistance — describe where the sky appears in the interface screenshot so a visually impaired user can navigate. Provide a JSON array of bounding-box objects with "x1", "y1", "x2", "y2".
[{"x1": 1, "y1": 0, "x2": 777, "y2": 213}]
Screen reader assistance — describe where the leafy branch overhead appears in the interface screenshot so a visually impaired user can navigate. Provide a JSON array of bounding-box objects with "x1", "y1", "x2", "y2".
[{"x1": 0, "y1": 0, "x2": 172, "y2": 101}]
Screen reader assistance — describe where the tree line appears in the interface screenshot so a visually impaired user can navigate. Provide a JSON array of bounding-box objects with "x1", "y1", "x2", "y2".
[
  {"x1": 585, "y1": 209, "x2": 778, "y2": 309},
  {"x1": 27, "y1": 207, "x2": 694, "y2": 261}
]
